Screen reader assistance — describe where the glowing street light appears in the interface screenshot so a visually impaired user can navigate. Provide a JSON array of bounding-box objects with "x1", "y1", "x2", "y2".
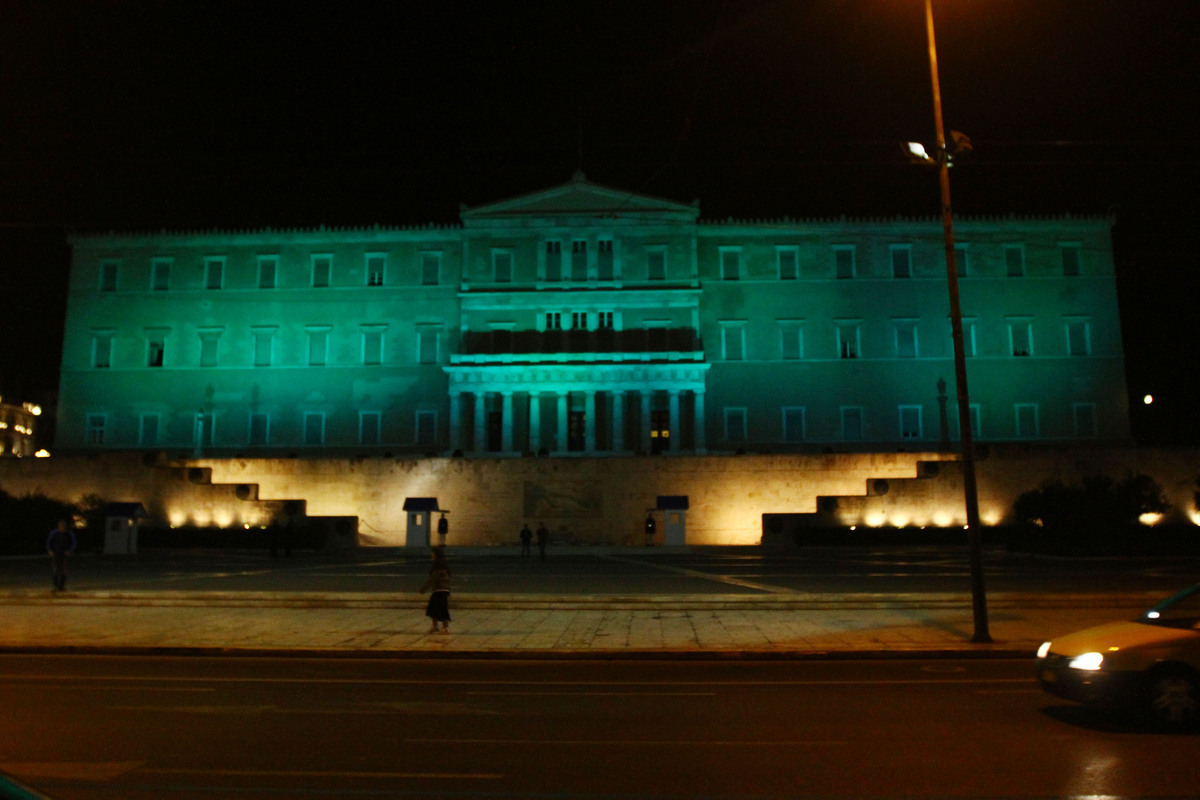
[{"x1": 912, "y1": 0, "x2": 991, "y2": 643}]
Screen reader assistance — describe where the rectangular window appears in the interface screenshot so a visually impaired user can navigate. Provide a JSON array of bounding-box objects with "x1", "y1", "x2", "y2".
[
  {"x1": 1015, "y1": 403, "x2": 1039, "y2": 438},
  {"x1": 1009, "y1": 319, "x2": 1033, "y2": 357},
  {"x1": 647, "y1": 249, "x2": 666, "y2": 281},
  {"x1": 303, "y1": 412, "x2": 325, "y2": 445},
  {"x1": 100, "y1": 261, "x2": 118, "y2": 292},
  {"x1": 899, "y1": 405, "x2": 923, "y2": 439},
  {"x1": 841, "y1": 407, "x2": 863, "y2": 440},
  {"x1": 307, "y1": 328, "x2": 329, "y2": 366},
  {"x1": 204, "y1": 258, "x2": 224, "y2": 290},
  {"x1": 724, "y1": 408, "x2": 747, "y2": 443},
  {"x1": 415, "y1": 410, "x2": 437, "y2": 447},
  {"x1": 779, "y1": 321, "x2": 803, "y2": 361},
  {"x1": 545, "y1": 312, "x2": 562, "y2": 331},
  {"x1": 418, "y1": 328, "x2": 439, "y2": 364},
  {"x1": 421, "y1": 253, "x2": 440, "y2": 286},
  {"x1": 571, "y1": 240, "x2": 588, "y2": 281},
  {"x1": 570, "y1": 311, "x2": 587, "y2": 330},
  {"x1": 721, "y1": 323, "x2": 746, "y2": 361},
  {"x1": 720, "y1": 248, "x2": 740, "y2": 280},
  {"x1": 834, "y1": 246, "x2": 856, "y2": 279},
  {"x1": 1005, "y1": 245, "x2": 1025, "y2": 277},
  {"x1": 545, "y1": 241, "x2": 562, "y2": 281},
  {"x1": 199, "y1": 331, "x2": 220, "y2": 368},
  {"x1": 597, "y1": 239, "x2": 614, "y2": 280},
  {"x1": 92, "y1": 335, "x2": 113, "y2": 369},
  {"x1": 359, "y1": 411, "x2": 381, "y2": 445},
  {"x1": 954, "y1": 244, "x2": 969, "y2": 278},
  {"x1": 139, "y1": 414, "x2": 159, "y2": 446},
  {"x1": 312, "y1": 255, "x2": 332, "y2": 288},
  {"x1": 86, "y1": 414, "x2": 106, "y2": 446},
  {"x1": 1073, "y1": 403, "x2": 1097, "y2": 438},
  {"x1": 258, "y1": 256, "x2": 277, "y2": 289},
  {"x1": 493, "y1": 250, "x2": 513, "y2": 283},
  {"x1": 598, "y1": 311, "x2": 614, "y2": 330},
  {"x1": 777, "y1": 248, "x2": 799, "y2": 280},
  {"x1": 890, "y1": 246, "x2": 912, "y2": 279},
  {"x1": 362, "y1": 328, "x2": 384, "y2": 365},
  {"x1": 1061, "y1": 244, "x2": 1081, "y2": 277},
  {"x1": 147, "y1": 337, "x2": 165, "y2": 368},
  {"x1": 252, "y1": 327, "x2": 275, "y2": 367},
  {"x1": 151, "y1": 259, "x2": 171, "y2": 291},
  {"x1": 836, "y1": 322, "x2": 860, "y2": 359},
  {"x1": 894, "y1": 320, "x2": 918, "y2": 359},
  {"x1": 1066, "y1": 320, "x2": 1091, "y2": 356},
  {"x1": 366, "y1": 254, "x2": 386, "y2": 287},
  {"x1": 782, "y1": 406, "x2": 806, "y2": 442},
  {"x1": 960, "y1": 318, "x2": 978, "y2": 357},
  {"x1": 248, "y1": 413, "x2": 269, "y2": 446}
]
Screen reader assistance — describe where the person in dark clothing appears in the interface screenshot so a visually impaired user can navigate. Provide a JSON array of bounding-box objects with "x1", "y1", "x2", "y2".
[
  {"x1": 436, "y1": 514, "x2": 449, "y2": 547},
  {"x1": 536, "y1": 522, "x2": 549, "y2": 560},
  {"x1": 520, "y1": 523, "x2": 533, "y2": 559},
  {"x1": 46, "y1": 519, "x2": 77, "y2": 591},
  {"x1": 420, "y1": 546, "x2": 452, "y2": 633}
]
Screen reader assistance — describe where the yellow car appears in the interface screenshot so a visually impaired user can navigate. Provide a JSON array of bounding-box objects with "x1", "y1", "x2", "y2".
[{"x1": 1037, "y1": 584, "x2": 1200, "y2": 725}]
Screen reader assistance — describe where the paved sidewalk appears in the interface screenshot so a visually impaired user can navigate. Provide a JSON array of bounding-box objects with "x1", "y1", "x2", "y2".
[
  {"x1": 0, "y1": 589, "x2": 1153, "y2": 660},
  {"x1": 0, "y1": 548, "x2": 1166, "y2": 659}
]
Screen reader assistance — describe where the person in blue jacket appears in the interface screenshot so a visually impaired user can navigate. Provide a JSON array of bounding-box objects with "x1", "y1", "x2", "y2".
[{"x1": 46, "y1": 519, "x2": 77, "y2": 591}]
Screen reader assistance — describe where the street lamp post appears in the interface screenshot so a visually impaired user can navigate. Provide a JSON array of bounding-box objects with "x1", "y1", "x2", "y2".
[{"x1": 922, "y1": 0, "x2": 990, "y2": 643}]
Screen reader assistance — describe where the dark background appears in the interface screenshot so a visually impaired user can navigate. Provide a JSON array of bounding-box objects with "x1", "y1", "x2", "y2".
[{"x1": 2, "y1": 0, "x2": 1197, "y2": 444}]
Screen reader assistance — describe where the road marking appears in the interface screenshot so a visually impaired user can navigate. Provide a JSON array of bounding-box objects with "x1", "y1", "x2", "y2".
[
  {"x1": 139, "y1": 767, "x2": 503, "y2": 780},
  {"x1": 0, "y1": 674, "x2": 1035, "y2": 688}
]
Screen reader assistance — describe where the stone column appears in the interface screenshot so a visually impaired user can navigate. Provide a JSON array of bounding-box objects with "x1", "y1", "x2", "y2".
[
  {"x1": 556, "y1": 391, "x2": 569, "y2": 454},
  {"x1": 474, "y1": 392, "x2": 487, "y2": 453},
  {"x1": 668, "y1": 389, "x2": 681, "y2": 452},
  {"x1": 693, "y1": 389, "x2": 707, "y2": 452},
  {"x1": 528, "y1": 391, "x2": 541, "y2": 453},
  {"x1": 585, "y1": 391, "x2": 597, "y2": 453},
  {"x1": 501, "y1": 391, "x2": 514, "y2": 453},
  {"x1": 611, "y1": 390, "x2": 625, "y2": 452},
  {"x1": 449, "y1": 392, "x2": 462, "y2": 452},
  {"x1": 641, "y1": 390, "x2": 653, "y2": 452}
]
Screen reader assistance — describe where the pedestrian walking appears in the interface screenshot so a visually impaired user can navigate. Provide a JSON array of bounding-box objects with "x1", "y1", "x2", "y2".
[
  {"x1": 46, "y1": 519, "x2": 77, "y2": 591},
  {"x1": 520, "y1": 523, "x2": 533, "y2": 558},
  {"x1": 436, "y1": 514, "x2": 449, "y2": 547},
  {"x1": 644, "y1": 513, "x2": 656, "y2": 546},
  {"x1": 536, "y1": 521, "x2": 549, "y2": 560},
  {"x1": 419, "y1": 545, "x2": 452, "y2": 634}
]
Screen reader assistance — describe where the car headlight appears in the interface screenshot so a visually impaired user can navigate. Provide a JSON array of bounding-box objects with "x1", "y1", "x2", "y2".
[
  {"x1": 1069, "y1": 652, "x2": 1104, "y2": 671},
  {"x1": 1037, "y1": 642, "x2": 1052, "y2": 659}
]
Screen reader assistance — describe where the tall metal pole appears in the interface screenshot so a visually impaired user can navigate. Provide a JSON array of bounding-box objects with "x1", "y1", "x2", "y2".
[{"x1": 923, "y1": 0, "x2": 990, "y2": 642}]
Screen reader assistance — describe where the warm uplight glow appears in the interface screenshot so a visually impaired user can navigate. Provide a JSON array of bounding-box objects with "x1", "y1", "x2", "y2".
[
  {"x1": 932, "y1": 511, "x2": 955, "y2": 527},
  {"x1": 1143, "y1": 394, "x2": 1154, "y2": 405},
  {"x1": 1139, "y1": 512, "x2": 1163, "y2": 526},
  {"x1": 865, "y1": 512, "x2": 887, "y2": 528},
  {"x1": 34, "y1": 449, "x2": 50, "y2": 458},
  {"x1": 906, "y1": 142, "x2": 934, "y2": 163},
  {"x1": 1189, "y1": 509, "x2": 1200, "y2": 526}
]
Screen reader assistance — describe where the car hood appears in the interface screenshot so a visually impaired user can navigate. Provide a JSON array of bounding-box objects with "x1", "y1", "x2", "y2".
[{"x1": 1048, "y1": 620, "x2": 1197, "y2": 657}]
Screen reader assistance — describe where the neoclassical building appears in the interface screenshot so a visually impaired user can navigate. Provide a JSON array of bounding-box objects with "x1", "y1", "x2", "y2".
[{"x1": 56, "y1": 173, "x2": 1130, "y2": 455}]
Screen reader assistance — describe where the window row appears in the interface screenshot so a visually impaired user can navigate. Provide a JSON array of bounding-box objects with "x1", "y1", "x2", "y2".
[
  {"x1": 97, "y1": 252, "x2": 444, "y2": 292},
  {"x1": 721, "y1": 402, "x2": 1100, "y2": 443},
  {"x1": 85, "y1": 409, "x2": 441, "y2": 448},
  {"x1": 718, "y1": 318, "x2": 1094, "y2": 361},
  {"x1": 90, "y1": 325, "x2": 443, "y2": 369},
  {"x1": 716, "y1": 242, "x2": 1085, "y2": 281}
]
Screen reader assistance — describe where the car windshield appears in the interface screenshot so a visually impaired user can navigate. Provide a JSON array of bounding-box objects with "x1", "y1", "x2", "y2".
[{"x1": 1141, "y1": 585, "x2": 1200, "y2": 629}]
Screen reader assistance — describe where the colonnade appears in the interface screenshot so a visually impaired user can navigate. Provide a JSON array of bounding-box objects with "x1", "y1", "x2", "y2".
[{"x1": 448, "y1": 387, "x2": 707, "y2": 455}]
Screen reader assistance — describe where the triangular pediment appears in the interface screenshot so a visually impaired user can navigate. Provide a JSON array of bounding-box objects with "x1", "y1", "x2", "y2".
[{"x1": 461, "y1": 172, "x2": 698, "y2": 226}]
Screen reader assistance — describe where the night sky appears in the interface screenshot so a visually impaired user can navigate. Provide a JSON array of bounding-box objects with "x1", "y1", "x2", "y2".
[{"x1": 2, "y1": 0, "x2": 1198, "y2": 444}]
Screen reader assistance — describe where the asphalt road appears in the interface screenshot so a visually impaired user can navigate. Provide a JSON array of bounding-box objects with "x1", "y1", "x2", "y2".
[
  {"x1": 2, "y1": 546, "x2": 1198, "y2": 598},
  {"x1": 1, "y1": 654, "x2": 1196, "y2": 799}
]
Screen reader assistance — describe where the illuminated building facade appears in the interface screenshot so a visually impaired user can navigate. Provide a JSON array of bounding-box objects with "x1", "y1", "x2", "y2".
[
  {"x1": 56, "y1": 174, "x2": 1129, "y2": 455},
  {"x1": 0, "y1": 398, "x2": 40, "y2": 457}
]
